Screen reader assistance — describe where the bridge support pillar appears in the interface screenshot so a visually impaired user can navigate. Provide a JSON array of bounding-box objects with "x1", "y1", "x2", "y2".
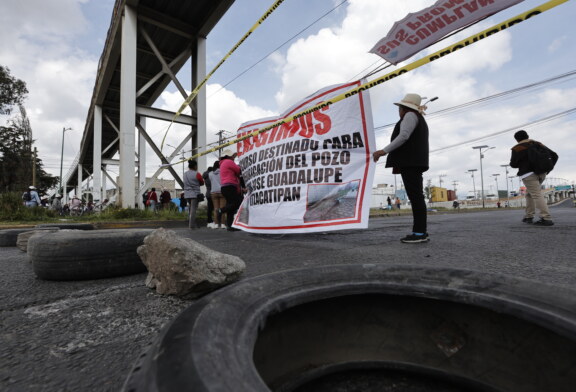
[
  {"x1": 77, "y1": 163, "x2": 83, "y2": 199},
  {"x1": 93, "y1": 105, "x2": 102, "y2": 204},
  {"x1": 192, "y1": 36, "x2": 207, "y2": 173},
  {"x1": 119, "y1": 4, "x2": 137, "y2": 208},
  {"x1": 138, "y1": 116, "x2": 147, "y2": 209}
]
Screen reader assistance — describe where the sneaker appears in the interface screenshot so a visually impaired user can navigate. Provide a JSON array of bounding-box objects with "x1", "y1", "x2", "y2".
[
  {"x1": 533, "y1": 219, "x2": 554, "y2": 226},
  {"x1": 522, "y1": 217, "x2": 533, "y2": 224},
  {"x1": 400, "y1": 233, "x2": 429, "y2": 243}
]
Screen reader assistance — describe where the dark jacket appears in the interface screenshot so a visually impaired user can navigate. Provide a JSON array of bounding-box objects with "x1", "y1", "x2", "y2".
[
  {"x1": 510, "y1": 139, "x2": 558, "y2": 176},
  {"x1": 385, "y1": 111, "x2": 429, "y2": 170}
]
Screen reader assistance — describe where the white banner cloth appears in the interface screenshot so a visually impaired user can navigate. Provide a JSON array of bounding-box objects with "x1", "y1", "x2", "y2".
[
  {"x1": 370, "y1": 0, "x2": 524, "y2": 64},
  {"x1": 232, "y1": 81, "x2": 375, "y2": 234}
]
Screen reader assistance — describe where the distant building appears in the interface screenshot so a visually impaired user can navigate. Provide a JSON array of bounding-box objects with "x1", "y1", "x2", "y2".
[
  {"x1": 371, "y1": 184, "x2": 396, "y2": 208},
  {"x1": 430, "y1": 186, "x2": 448, "y2": 202}
]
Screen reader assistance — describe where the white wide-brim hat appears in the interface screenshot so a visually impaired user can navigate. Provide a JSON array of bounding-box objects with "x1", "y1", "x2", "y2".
[
  {"x1": 222, "y1": 149, "x2": 236, "y2": 157},
  {"x1": 29, "y1": 186, "x2": 36, "y2": 190},
  {"x1": 394, "y1": 93, "x2": 422, "y2": 112}
]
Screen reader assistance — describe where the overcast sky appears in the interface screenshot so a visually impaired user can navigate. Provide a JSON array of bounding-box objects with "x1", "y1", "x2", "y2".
[{"x1": 1, "y1": 0, "x2": 575, "y2": 197}]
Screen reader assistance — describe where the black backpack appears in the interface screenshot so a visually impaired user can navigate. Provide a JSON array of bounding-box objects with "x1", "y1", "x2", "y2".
[
  {"x1": 527, "y1": 142, "x2": 558, "y2": 174},
  {"x1": 23, "y1": 191, "x2": 32, "y2": 202}
]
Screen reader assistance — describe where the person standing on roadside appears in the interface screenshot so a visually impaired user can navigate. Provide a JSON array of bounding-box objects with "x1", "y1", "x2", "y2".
[
  {"x1": 183, "y1": 160, "x2": 204, "y2": 229},
  {"x1": 203, "y1": 166, "x2": 214, "y2": 228},
  {"x1": 209, "y1": 160, "x2": 226, "y2": 229},
  {"x1": 373, "y1": 93, "x2": 430, "y2": 243},
  {"x1": 510, "y1": 130, "x2": 558, "y2": 226},
  {"x1": 219, "y1": 150, "x2": 243, "y2": 231}
]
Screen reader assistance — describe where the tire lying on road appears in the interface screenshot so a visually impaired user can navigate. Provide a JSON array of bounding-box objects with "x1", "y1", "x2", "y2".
[
  {"x1": 0, "y1": 228, "x2": 34, "y2": 247},
  {"x1": 28, "y1": 229, "x2": 153, "y2": 281},
  {"x1": 123, "y1": 264, "x2": 576, "y2": 392},
  {"x1": 35, "y1": 223, "x2": 96, "y2": 230},
  {"x1": 16, "y1": 228, "x2": 61, "y2": 252}
]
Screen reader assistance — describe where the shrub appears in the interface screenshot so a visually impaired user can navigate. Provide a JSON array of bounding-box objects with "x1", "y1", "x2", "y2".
[{"x1": 0, "y1": 192, "x2": 56, "y2": 221}]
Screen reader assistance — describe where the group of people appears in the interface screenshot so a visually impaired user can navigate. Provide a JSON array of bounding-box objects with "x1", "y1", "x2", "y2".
[
  {"x1": 143, "y1": 187, "x2": 173, "y2": 211},
  {"x1": 21, "y1": 186, "x2": 109, "y2": 215},
  {"x1": 385, "y1": 196, "x2": 402, "y2": 210},
  {"x1": 184, "y1": 150, "x2": 243, "y2": 231},
  {"x1": 373, "y1": 93, "x2": 558, "y2": 244}
]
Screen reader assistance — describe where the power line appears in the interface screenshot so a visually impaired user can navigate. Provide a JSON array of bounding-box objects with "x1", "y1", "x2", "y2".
[
  {"x1": 374, "y1": 69, "x2": 576, "y2": 132},
  {"x1": 208, "y1": 0, "x2": 349, "y2": 100},
  {"x1": 430, "y1": 107, "x2": 576, "y2": 154}
]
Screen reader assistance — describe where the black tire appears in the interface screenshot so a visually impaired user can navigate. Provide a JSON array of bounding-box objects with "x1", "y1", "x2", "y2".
[
  {"x1": 0, "y1": 228, "x2": 34, "y2": 247},
  {"x1": 35, "y1": 223, "x2": 95, "y2": 230},
  {"x1": 16, "y1": 228, "x2": 61, "y2": 252},
  {"x1": 123, "y1": 265, "x2": 576, "y2": 392},
  {"x1": 28, "y1": 229, "x2": 153, "y2": 281}
]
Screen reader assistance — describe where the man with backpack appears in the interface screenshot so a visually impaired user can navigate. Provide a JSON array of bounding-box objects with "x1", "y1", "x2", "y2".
[
  {"x1": 510, "y1": 130, "x2": 558, "y2": 226},
  {"x1": 22, "y1": 186, "x2": 41, "y2": 207}
]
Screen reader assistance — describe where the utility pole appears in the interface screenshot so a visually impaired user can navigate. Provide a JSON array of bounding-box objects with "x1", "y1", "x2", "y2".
[
  {"x1": 32, "y1": 147, "x2": 37, "y2": 187},
  {"x1": 472, "y1": 145, "x2": 494, "y2": 208},
  {"x1": 501, "y1": 164, "x2": 510, "y2": 204},
  {"x1": 439, "y1": 174, "x2": 447, "y2": 188},
  {"x1": 452, "y1": 180, "x2": 458, "y2": 194},
  {"x1": 215, "y1": 130, "x2": 226, "y2": 158},
  {"x1": 468, "y1": 169, "x2": 478, "y2": 199}
]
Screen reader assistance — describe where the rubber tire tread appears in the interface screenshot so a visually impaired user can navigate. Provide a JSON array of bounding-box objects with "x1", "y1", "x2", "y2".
[
  {"x1": 35, "y1": 223, "x2": 95, "y2": 230},
  {"x1": 28, "y1": 229, "x2": 153, "y2": 281},
  {"x1": 0, "y1": 229, "x2": 34, "y2": 247}
]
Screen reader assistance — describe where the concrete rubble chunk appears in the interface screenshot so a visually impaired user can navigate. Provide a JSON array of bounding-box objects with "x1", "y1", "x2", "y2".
[{"x1": 137, "y1": 228, "x2": 245, "y2": 297}]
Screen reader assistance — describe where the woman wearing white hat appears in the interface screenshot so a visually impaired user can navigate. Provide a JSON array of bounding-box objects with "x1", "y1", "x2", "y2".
[{"x1": 373, "y1": 93, "x2": 430, "y2": 243}]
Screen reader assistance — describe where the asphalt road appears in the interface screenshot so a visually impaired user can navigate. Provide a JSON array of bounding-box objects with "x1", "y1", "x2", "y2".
[{"x1": 1, "y1": 200, "x2": 575, "y2": 391}]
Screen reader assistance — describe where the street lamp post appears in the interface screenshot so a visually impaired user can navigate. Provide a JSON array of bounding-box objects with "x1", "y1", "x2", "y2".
[
  {"x1": 472, "y1": 145, "x2": 494, "y2": 208},
  {"x1": 468, "y1": 169, "x2": 478, "y2": 200},
  {"x1": 492, "y1": 173, "x2": 500, "y2": 200},
  {"x1": 501, "y1": 164, "x2": 510, "y2": 205},
  {"x1": 59, "y1": 127, "x2": 72, "y2": 195}
]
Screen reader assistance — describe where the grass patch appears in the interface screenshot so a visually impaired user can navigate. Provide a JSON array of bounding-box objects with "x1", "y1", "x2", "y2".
[{"x1": 0, "y1": 192, "x2": 57, "y2": 222}]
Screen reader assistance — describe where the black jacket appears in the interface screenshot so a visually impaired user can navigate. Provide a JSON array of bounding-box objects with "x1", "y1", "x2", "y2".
[
  {"x1": 510, "y1": 139, "x2": 558, "y2": 176},
  {"x1": 385, "y1": 111, "x2": 429, "y2": 170}
]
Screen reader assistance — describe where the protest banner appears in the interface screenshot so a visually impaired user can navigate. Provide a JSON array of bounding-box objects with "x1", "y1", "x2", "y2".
[
  {"x1": 232, "y1": 81, "x2": 375, "y2": 233},
  {"x1": 370, "y1": 0, "x2": 524, "y2": 65}
]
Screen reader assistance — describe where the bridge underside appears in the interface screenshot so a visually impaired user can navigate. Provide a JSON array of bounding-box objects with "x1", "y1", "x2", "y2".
[{"x1": 63, "y1": 0, "x2": 234, "y2": 207}]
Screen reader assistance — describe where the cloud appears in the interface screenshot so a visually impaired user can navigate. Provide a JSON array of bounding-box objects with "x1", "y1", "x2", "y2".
[{"x1": 0, "y1": 0, "x2": 97, "y2": 177}]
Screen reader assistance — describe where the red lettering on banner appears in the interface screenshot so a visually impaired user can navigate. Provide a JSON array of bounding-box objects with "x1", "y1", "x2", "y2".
[
  {"x1": 254, "y1": 130, "x2": 269, "y2": 147},
  {"x1": 407, "y1": 20, "x2": 421, "y2": 30},
  {"x1": 298, "y1": 115, "x2": 313, "y2": 138},
  {"x1": 478, "y1": 0, "x2": 496, "y2": 7},
  {"x1": 407, "y1": 34, "x2": 420, "y2": 45},
  {"x1": 416, "y1": 27, "x2": 432, "y2": 40},
  {"x1": 275, "y1": 120, "x2": 300, "y2": 142},
  {"x1": 442, "y1": 0, "x2": 465, "y2": 8},
  {"x1": 313, "y1": 107, "x2": 331, "y2": 135},
  {"x1": 442, "y1": 13, "x2": 458, "y2": 24},
  {"x1": 431, "y1": 7, "x2": 445, "y2": 16},
  {"x1": 417, "y1": 13, "x2": 434, "y2": 24},
  {"x1": 463, "y1": 1, "x2": 479, "y2": 13},
  {"x1": 395, "y1": 29, "x2": 409, "y2": 42},
  {"x1": 426, "y1": 18, "x2": 446, "y2": 33}
]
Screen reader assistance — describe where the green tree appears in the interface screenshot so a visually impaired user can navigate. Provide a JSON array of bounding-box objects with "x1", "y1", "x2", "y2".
[
  {"x1": 0, "y1": 65, "x2": 28, "y2": 115},
  {"x1": 0, "y1": 66, "x2": 57, "y2": 194}
]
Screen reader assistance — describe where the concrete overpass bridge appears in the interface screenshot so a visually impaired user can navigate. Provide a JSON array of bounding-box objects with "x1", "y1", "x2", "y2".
[{"x1": 60, "y1": 0, "x2": 235, "y2": 208}]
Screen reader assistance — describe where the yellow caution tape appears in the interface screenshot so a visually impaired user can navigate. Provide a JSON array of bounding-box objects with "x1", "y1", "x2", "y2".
[
  {"x1": 164, "y1": 0, "x2": 568, "y2": 167},
  {"x1": 160, "y1": 0, "x2": 286, "y2": 150}
]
